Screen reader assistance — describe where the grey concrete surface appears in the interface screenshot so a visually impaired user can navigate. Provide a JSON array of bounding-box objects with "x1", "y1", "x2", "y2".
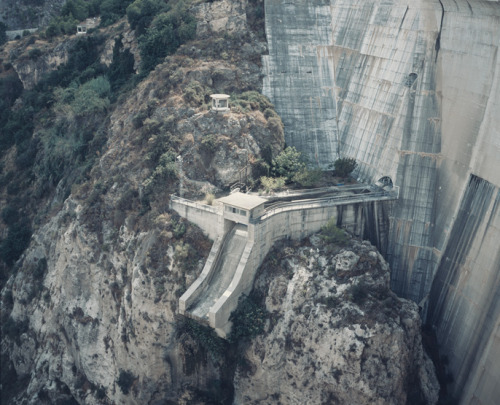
[{"x1": 262, "y1": 0, "x2": 500, "y2": 402}]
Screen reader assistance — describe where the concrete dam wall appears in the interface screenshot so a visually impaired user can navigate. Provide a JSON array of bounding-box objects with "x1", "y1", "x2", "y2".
[{"x1": 263, "y1": 0, "x2": 500, "y2": 402}]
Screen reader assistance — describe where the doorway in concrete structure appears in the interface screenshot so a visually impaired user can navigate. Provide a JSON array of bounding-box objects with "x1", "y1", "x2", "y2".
[{"x1": 376, "y1": 176, "x2": 393, "y2": 189}]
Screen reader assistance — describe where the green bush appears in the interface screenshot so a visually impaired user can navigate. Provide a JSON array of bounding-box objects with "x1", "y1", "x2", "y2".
[
  {"x1": 100, "y1": 0, "x2": 134, "y2": 26},
  {"x1": 200, "y1": 133, "x2": 219, "y2": 153},
  {"x1": 117, "y1": 370, "x2": 135, "y2": 395},
  {"x1": 260, "y1": 176, "x2": 285, "y2": 193},
  {"x1": 292, "y1": 167, "x2": 322, "y2": 188},
  {"x1": 0, "y1": 219, "x2": 32, "y2": 266},
  {"x1": 319, "y1": 218, "x2": 348, "y2": 245},
  {"x1": 143, "y1": 149, "x2": 178, "y2": 195},
  {"x1": 228, "y1": 295, "x2": 267, "y2": 342},
  {"x1": 266, "y1": 116, "x2": 284, "y2": 144},
  {"x1": 1, "y1": 205, "x2": 19, "y2": 226},
  {"x1": 271, "y1": 146, "x2": 306, "y2": 183},
  {"x1": 62, "y1": 0, "x2": 90, "y2": 21},
  {"x1": 138, "y1": 2, "x2": 196, "y2": 74},
  {"x1": 348, "y1": 281, "x2": 369, "y2": 305},
  {"x1": 231, "y1": 91, "x2": 274, "y2": 112},
  {"x1": 332, "y1": 157, "x2": 357, "y2": 178},
  {"x1": 28, "y1": 48, "x2": 43, "y2": 60},
  {"x1": 127, "y1": 0, "x2": 166, "y2": 35},
  {"x1": 107, "y1": 36, "x2": 136, "y2": 91},
  {"x1": 2, "y1": 317, "x2": 29, "y2": 342},
  {"x1": 45, "y1": 15, "x2": 78, "y2": 38},
  {"x1": 183, "y1": 80, "x2": 206, "y2": 106},
  {"x1": 179, "y1": 318, "x2": 225, "y2": 359}
]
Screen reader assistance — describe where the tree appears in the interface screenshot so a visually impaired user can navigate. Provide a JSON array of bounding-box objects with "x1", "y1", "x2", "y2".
[
  {"x1": 271, "y1": 146, "x2": 306, "y2": 183},
  {"x1": 61, "y1": 0, "x2": 89, "y2": 21},
  {"x1": 332, "y1": 157, "x2": 357, "y2": 178}
]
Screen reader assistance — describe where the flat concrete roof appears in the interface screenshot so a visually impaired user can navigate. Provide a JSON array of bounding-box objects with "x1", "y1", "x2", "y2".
[
  {"x1": 217, "y1": 192, "x2": 267, "y2": 210},
  {"x1": 210, "y1": 94, "x2": 230, "y2": 99}
]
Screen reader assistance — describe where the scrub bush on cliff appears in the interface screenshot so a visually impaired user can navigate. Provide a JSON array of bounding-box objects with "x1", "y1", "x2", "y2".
[
  {"x1": 331, "y1": 157, "x2": 357, "y2": 179},
  {"x1": 271, "y1": 146, "x2": 307, "y2": 183},
  {"x1": 137, "y1": 1, "x2": 196, "y2": 74}
]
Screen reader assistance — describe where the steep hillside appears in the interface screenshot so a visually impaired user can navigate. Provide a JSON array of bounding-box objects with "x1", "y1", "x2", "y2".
[
  {"x1": 0, "y1": 0, "x2": 66, "y2": 31},
  {"x1": 0, "y1": 1, "x2": 441, "y2": 404}
]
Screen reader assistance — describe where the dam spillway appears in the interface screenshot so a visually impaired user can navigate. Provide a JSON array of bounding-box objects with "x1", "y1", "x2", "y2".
[{"x1": 262, "y1": 0, "x2": 500, "y2": 402}]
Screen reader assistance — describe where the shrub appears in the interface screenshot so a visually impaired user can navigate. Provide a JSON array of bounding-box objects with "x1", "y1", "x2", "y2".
[
  {"x1": 127, "y1": 0, "x2": 166, "y2": 35},
  {"x1": 138, "y1": 3, "x2": 196, "y2": 74},
  {"x1": 0, "y1": 219, "x2": 32, "y2": 266},
  {"x1": 266, "y1": 116, "x2": 284, "y2": 144},
  {"x1": 319, "y1": 218, "x2": 348, "y2": 245},
  {"x1": 179, "y1": 318, "x2": 225, "y2": 359},
  {"x1": 316, "y1": 295, "x2": 340, "y2": 309},
  {"x1": 260, "y1": 176, "x2": 285, "y2": 193},
  {"x1": 252, "y1": 159, "x2": 269, "y2": 179},
  {"x1": 62, "y1": 0, "x2": 89, "y2": 21},
  {"x1": 117, "y1": 370, "x2": 135, "y2": 395},
  {"x1": 1, "y1": 205, "x2": 19, "y2": 226},
  {"x1": 2, "y1": 317, "x2": 29, "y2": 342},
  {"x1": 200, "y1": 133, "x2": 218, "y2": 153},
  {"x1": 348, "y1": 281, "x2": 369, "y2": 305},
  {"x1": 228, "y1": 295, "x2": 267, "y2": 342},
  {"x1": 107, "y1": 37, "x2": 136, "y2": 90},
  {"x1": 45, "y1": 15, "x2": 78, "y2": 38},
  {"x1": 205, "y1": 192, "x2": 215, "y2": 205},
  {"x1": 292, "y1": 167, "x2": 322, "y2": 188},
  {"x1": 332, "y1": 157, "x2": 357, "y2": 178},
  {"x1": 271, "y1": 146, "x2": 306, "y2": 182},
  {"x1": 28, "y1": 48, "x2": 43, "y2": 60},
  {"x1": 143, "y1": 149, "x2": 178, "y2": 195},
  {"x1": 231, "y1": 91, "x2": 274, "y2": 112},
  {"x1": 183, "y1": 80, "x2": 206, "y2": 106},
  {"x1": 100, "y1": 0, "x2": 134, "y2": 26}
]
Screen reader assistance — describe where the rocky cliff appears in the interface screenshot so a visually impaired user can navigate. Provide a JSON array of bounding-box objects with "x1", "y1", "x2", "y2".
[
  {"x1": 0, "y1": 1, "x2": 441, "y2": 403},
  {"x1": 263, "y1": 1, "x2": 500, "y2": 401},
  {"x1": 233, "y1": 236, "x2": 439, "y2": 404},
  {"x1": 0, "y1": 0, "x2": 66, "y2": 30}
]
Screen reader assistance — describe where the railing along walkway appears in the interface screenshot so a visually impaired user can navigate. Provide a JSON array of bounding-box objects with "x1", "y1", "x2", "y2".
[{"x1": 251, "y1": 187, "x2": 399, "y2": 224}]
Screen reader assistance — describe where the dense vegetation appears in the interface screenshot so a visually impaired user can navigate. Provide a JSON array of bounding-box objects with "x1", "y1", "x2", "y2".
[
  {"x1": 43, "y1": 0, "x2": 197, "y2": 75},
  {"x1": 0, "y1": 0, "x2": 198, "y2": 284}
]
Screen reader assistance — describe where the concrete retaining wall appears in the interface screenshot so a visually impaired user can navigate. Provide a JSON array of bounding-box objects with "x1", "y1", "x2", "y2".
[{"x1": 170, "y1": 196, "x2": 220, "y2": 240}]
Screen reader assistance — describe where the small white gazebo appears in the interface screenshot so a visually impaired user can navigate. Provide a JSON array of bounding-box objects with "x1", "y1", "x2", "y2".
[{"x1": 210, "y1": 94, "x2": 230, "y2": 112}]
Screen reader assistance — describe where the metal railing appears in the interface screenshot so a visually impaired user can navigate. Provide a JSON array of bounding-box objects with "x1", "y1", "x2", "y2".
[{"x1": 250, "y1": 188, "x2": 398, "y2": 224}]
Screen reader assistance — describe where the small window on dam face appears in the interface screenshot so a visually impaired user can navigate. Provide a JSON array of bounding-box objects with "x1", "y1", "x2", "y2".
[{"x1": 405, "y1": 73, "x2": 418, "y2": 87}]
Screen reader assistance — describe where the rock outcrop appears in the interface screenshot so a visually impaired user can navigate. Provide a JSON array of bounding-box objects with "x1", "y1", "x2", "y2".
[{"x1": 234, "y1": 236, "x2": 439, "y2": 404}]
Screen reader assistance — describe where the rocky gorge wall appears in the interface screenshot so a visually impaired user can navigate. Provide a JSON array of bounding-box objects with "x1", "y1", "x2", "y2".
[{"x1": 263, "y1": 0, "x2": 500, "y2": 402}]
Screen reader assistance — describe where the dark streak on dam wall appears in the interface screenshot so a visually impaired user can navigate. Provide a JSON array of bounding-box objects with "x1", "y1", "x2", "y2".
[
  {"x1": 263, "y1": 0, "x2": 500, "y2": 402},
  {"x1": 428, "y1": 176, "x2": 500, "y2": 402}
]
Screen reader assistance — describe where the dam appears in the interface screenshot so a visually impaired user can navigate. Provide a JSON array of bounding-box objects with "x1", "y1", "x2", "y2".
[
  {"x1": 262, "y1": 0, "x2": 500, "y2": 402},
  {"x1": 172, "y1": 185, "x2": 398, "y2": 337}
]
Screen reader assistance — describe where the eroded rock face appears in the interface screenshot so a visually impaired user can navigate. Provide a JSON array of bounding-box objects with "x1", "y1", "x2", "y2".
[
  {"x1": 194, "y1": 0, "x2": 248, "y2": 37},
  {"x1": 10, "y1": 40, "x2": 70, "y2": 90},
  {"x1": 233, "y1": 237, "x2": 440, "y2": 404},
  {"x1": 0, "y1": 0, "x2": 66, "y2": 31}
]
